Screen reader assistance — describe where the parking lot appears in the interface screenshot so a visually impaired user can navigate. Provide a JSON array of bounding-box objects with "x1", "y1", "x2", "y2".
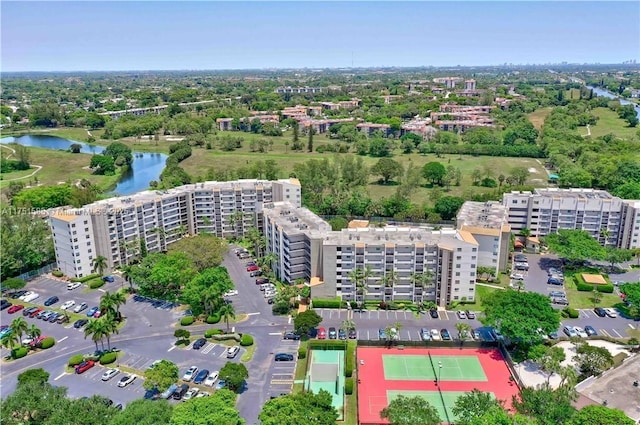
[{"x1": 267, "y1": 337, "x2": 300, "y2": 397}]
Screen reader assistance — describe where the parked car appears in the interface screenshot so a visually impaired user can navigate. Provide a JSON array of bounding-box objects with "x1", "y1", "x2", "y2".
[
  {"x1": 192, "y1": 338, "x2": 207, "y2": 350},
  {"x1": 256, "y1": 278, "x2": 269, "y2": 285},
  {"x1": 471, "y1": 330, "x2": 481, "y2": 340},
  {"x1": 548, "y1": 268, "x2": 563, "y2": 277},
  {"x1": 86, "y1": 306, "x2": 99, "y2": 317},
  {"x1": 73, "y1": 319, "x2": 88, "y2": 329},
  {"x1": 215, "y1": 380, "x2": 226, "y2": 390},
  {"x1": 548, "y1": 331, "x2": 559, "y2": 340},
  {"x1": 317, "y1": 327, "x2": 326, "y2": 340},
  {"x1": 7, "y1": 304, "x2": 24, "y2": 314},
  {"x1": 514, "y1": 262, "x2": 529, "y2": 271},
  {"x1": 183, "y1": 387, "x2": 199, "y2": 401},
  {"x1": 430, "y1": 329, "x2": 441, "y2": 341},
  {"x1": 466, "y1": 311, "x2": 476, "y2": 319},
  {"x1": 584, "y1": 325, "x2": 598, "y2": 336},
  {"x1": 172, "y1": 384, "x2": 189, "y2": 400},
  {"x1": 594, "y1": 307, "x2": 607, "y2": 317},
  {"x1": 204, "y1": 371, "x2": 219, "y2": 387},
  {"x1": 440, "y1": 329, "x2": 451, "y2": 340},
  {"x1": 226, "y1": 346, "x2": 240, "y2": 359},
  {"x1": 22, "y1": 292, "x2": 40, "y2": 303},
  {"x1": 223, "y1": 289, "x2": 239, "y2": 297},
  {"x1": 195, "y1": 392, "x2": 210, "y2": 398},
  {"x1": 75, "y1": 360, "x2": 95, "y2": 374},
  {"x1": 549, "y1": 291, "x2": 566, "y2": 298},
  {"x1": 22, "y1": 306, "x2": 38, "y2": 316},
  {"x1": 429, "y1": 309, "x2": 439, "y2": 319},
  {"x1": 9, "y1": 290, "x2": 28, "y2": 299},
  {"x1": 102, "y1": 368, "x2": 120, "y2": 381},
  {"x1": 29, "y1": 308, "x2": 43, "y2": 318},
  {"x1": 328, "y1": 327, "x2": 337, "y2": 340},
  {"x1": 246, "y1": 265, "x2": 259, "y2": 272},
  {"x1": 547, "y1": 277, "x2": 564, "y2": 285},
  {"x1": 103, "y1": 276, "x2": 115, "y2": 283},
  {"x1": 56, "y1": 314, "x2": 70, "y2": 324},
  {"x1": 73, "y1": 302, "x2": 88, "y2": 313},
  {"x1": 514, "y1": 254, "x2": 527, "y2": 262},
  {"x1": 60, "y1": 300, "x2": 76, "y2": 310},
  {"x1": 183, "y1": 366, "x2": 198, "y2": 382},
  {"x1": 510, "y1": 273, "x2": 525, "y2": 280},
  {"x1": 563, "y1": 326, "x2": 578, "y2": 338},
  {"x1": 160, "y1": 384, "x2": 178, "y2": 399},
  {"x1": 283, "y1": 331, "x2": 300, "y2": 340},
  {"x1": 275, "y1": 353, "x2": 295, "y2": 362},
  {"x1": 551, "y1": 297, "x2": 569, "y2": 305},
  {"x1": 67, "y1": 282, "x2": 81, "y2": 290},
  {"x1": 17, "y1": 291, "x2": 32, "y2": 301},
  {"x1": 574, "y1": 327, "x2": 588, "y2": 338},
  {"x1": 0, "y1": 299, "x2": 11, "y2": 310},
  {"x1": 48, "y1": 312, "x2": 61, "y2": 322},
  {"x1": 378, "y1": 328, "x2": 387, "y2": 340},
  {"x1": 144, "y1": 388, "x2": 160, "y2": 400},
  {"x1": 44, "y1": 296, "x2": 59, "y2": 306},
  {"x1": 420, "y1": 328, "x2": 430, "y2": 341},
  {"x1": 0, "y1": 327, "x2": 11, "y2": 338},
  {"x1": 264, "y1": 290, "x2": 276, "y2": 298},
  {"x1": 348, "y1": 328, "x2": 357, "y2": 339},
  {"x1": 193, "y1": 369, "x2": 210, "y2": 385},
  {"x1": 604, "y1": 308, "x2": 618, "y2": 318},
  {"x1": 338, "y1": 329, "x2": 347, "y2": 340},
  {"x1": 456, "y1": 311, "x2": 467, "y2": 319},
  {"x1": 249, "y1": 270, "x2": 263, "y2": 277}
]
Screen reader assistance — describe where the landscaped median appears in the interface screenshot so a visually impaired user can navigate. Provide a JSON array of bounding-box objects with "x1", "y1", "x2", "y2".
[
  {"x1": 3, "y1": 336, "x2": 56, "y2": 362},
  {"x1": 66, "y1": 349, "x2": 123, "y2": 373},
  {"x1": 564, "y1": 272, "x2": 620, "y2": 309}
]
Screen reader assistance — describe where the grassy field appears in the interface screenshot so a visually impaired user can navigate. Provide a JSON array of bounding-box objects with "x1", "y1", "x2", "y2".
[
  {"x1": 527, "y1": 107, "x2": 553, "y2": 131},
  {"x1": 584, "y1": 107, "x2": 640, "y2": 139},
  {"x1": 563, "y1": 277, "x2": 621, "y2": 310},
  {"x1": 0, "y1": 127, "x2": 104, "y2": 142},
  {"x1": 0, "y1": 145, "x2": 120, "y2": 191}
]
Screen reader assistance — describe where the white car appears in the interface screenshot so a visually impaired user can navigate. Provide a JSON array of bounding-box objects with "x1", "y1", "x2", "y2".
[
  {"x1": 73, "y1": 302, "x2": 88, "y2": 313},
  {"x1": 226, "y1": 346, "x2": 240, "y2": 359},
  {"x1": 22, "y1": 292, "x2": 40, "y2": 303},
  {"x1": 195, "y1": 392, "x2": 210, "y2": 398},
  {"x1": 182, "y1": 387, "x2": 199, "y2": 401},
  {"x1": 204, "y1": 371, "x2": 219, "y2": 387},
  {"x1": 264, "y1": 290, "x2": 276, "y2": 298},
  {"x1": 604, "y1": 308, "x2": 618, "y2": 318},
  {"x1": 456, "y1": 311, "x2": 467, "y2": 319},
  {"x1": 101, "y1": 368, "x2": 120, "y2": 381},
  {"x1": 117, "y1": 374, "x2": 136, "y2": 387},
  {"x1": 18, "y1": 291, "x2": 33, "y2": 301},
  {"x1": 21, "y1": 337, "x2": 34, "y2": 346},
  {"x1": 60, "y1": 300, "x2": 76, "y2": 310},
  {"x1": 67, "y1": 282, "x2": 82, "y2": 290},
  {"x1": 223, "y1": 290, "x2": 239, "y2": 297},
  {"x1": 430, "y1": 329, "x2": 441, "y2": 341},
  {"x1": 510, "y1": 273, "x2": 525, "y2": 280},
  {"x1": 183, "y1": 366, "x2": 198, "y2": 382},
  {"x1": 573, "y1": 327, "x2": 588, "y2": 338}
]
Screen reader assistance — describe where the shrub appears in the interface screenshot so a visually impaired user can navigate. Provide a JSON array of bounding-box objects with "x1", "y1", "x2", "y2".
[
  {"x1": 52, "y1": 270, "x2": 64, "y2": 278},
  {"x1": 39, "y1": 337, "x2": 55, "y2": 349},
  {"x1": 345, "y1": 343, "x2": 355, "y2": 377},
  {"x1": 68, "y1": 354, "x2": 85, "y2": 366},
  {"x1": 240, "y1": 334, "x2": 254, "y2": 346},
  {"x1": 298, "y1": 347, "x2": 307, "y2": 359},
  {"x1": 204, "y1": 328, "x2": 224, "y2": 338},
  {"x1": 180, "y1": 316, "x2": 195, "y2": 326},
  {"x1": 206, "y1": 313, "x2": 220, "y2": 324},
  {"x1": 272, "y1": 302, "x2": 290, "y2": 315},
  {"x1": 308, "y1": 340, "x2": 347, "y2": 350},
  {"x1": 88, "y1": 278, "x2": 105, "y2": 289},
  {"x1": 12, "y1": 346, "x2": 28, "y2": 359},
  {"x1": 99, "y1": 352, "x2": 117, "y2": 365},
  {"x1": 345, "y1": 377, "x2": 354, "y2": 395},
  {"x1": 563, "y1": 307, "x2": 579, "y2": 319},
  {"x1": 71, "y1": 273, "x2": 101, "y2": 283},
  {"x1": 211, "y1": 333, "x2": 241, "y2": 342},
  {"x1": 312, "y1": 298, "x2": 347, "y2": 309}
]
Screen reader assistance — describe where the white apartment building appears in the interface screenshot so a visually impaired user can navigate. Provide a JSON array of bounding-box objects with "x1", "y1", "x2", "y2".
[
  {"x1": 49, "y1": 179, "x2": 301, "y2": 278},
  {"x1": 262, "y1": 202, "x2": 479, "y2": 307},
  {"x1": 502, "y1": 188, "x2": 626, "y2": 247},
  {"x1": 620, "y1": 200, "x2": 640, "y2": 250},
  {"x1": 456, "y1": 201, "x2": 511, "y2": 274}
]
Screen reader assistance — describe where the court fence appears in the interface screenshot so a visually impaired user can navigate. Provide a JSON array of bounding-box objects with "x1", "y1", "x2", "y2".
[
  {"x1": 498, "y1": 342, "x2": 524, "y2": 389},
  {"x1": 357, "y1": 339, "x2": 501, "y2": 349}
]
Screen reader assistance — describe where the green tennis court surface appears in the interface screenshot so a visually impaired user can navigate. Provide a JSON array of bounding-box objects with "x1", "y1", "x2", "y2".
[
  {"x1": 387, "y1": 390, "x2": 484, "y2": 422},
  {"x1": 382, "y1": 354, "x2": 487, "y2": 381}
]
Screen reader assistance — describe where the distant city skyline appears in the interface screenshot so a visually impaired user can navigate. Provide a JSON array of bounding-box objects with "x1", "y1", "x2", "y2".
[{"x1": 1, "y1": 1, "x2": 638, "y2": 72}]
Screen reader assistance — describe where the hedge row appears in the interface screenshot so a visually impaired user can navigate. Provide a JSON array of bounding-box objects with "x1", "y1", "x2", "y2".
[
  {"x1": 71, "y1": 273, "x2": 101, "y2": 283},
  {"x1": 311, "y1": 299, "x2": 347, "y2": 309},
  {"x1": 211, "y1": 333, "x2": 241, "y2": 342},
  {"x1": 180, "y1": 316, "x2": 195, "y2": 326},
  {"x1": 240, "y1": 334, "x2": 254, "y2": 346},
  {"x1": 345, "y1": 343, "x2": 355, "y2": 378},
  {"x1": 298, "y1": 347, "x2": 307, "y2": 359},
  {"x1": 88, "y1": 278, "x2": 106, "y2": 289},
  {"x1": 206, "y1": 313, "x2": 220, "y2": 324},
  {"x1": 562, "y1": 307, "x2": 579, "y2": 319},
  {"x1": 345, "y1": 377, "x2": 354, "y2": 395},
  {"x1": 68, "y1": 354, "x2": 85, "y2": 366},
  {"x1": 308, "y1": 340, "x2": 347, "y2": 350},
  {"x1": 52, "y1": 270, "x2": 64, "y2": 278},
  {"x1": 204, "y1": 328, "x2": 224, "y2": 338},
  {"x1": 100, "y1": 352, "x2": 117, "y2": 365},
  {"x1": 572, "y1": 275, "x2": 614, "y2": 293},
  {"x1": 40, "y1": 337, "x2": 55, "y2": 350}
]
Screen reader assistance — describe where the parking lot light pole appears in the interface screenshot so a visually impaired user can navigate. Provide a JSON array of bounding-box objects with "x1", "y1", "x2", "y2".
[{"x1": 438, "y1": 361, "x2": 442, "y2": 387}]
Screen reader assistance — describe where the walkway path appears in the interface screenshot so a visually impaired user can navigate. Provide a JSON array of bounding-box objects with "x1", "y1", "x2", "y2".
[
  {"x1": 0, "y1": 143, "x2": 43, "y2": 182},
  {"x1": 476, "y1": 282, "x2": 506, "y2": 290}
]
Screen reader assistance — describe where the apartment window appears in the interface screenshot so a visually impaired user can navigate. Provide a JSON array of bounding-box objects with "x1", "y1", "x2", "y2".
[
  {"x1": 85, "y1": 228, "x2": 89, "y2": 232},
  {"x1": 456, "y1": 264, "x2": 461, "y2": 268},
  {"x1": 454, "y1": 288, "x2": 460, "y2": 292},
  {"x1": 512, "y1": 200, "x2": 517, "y2": 204},
  {"x1": 455, "y1": 280, "x2": 460, "y2": 284},
  {"x1": 457, "y1": 248, "x2": 462, "y2": 252},
  {"x1": 456, "y1": 256, "x2": 462, "y2": 260},
  {"x1": 84, "y1": 220, "x2": 88, "y2": 225},
  {"x1": 87, "y1": 242, "x2": 91, "y2": 246},
  {"x1": 471, "y1": 256, "x2": 476, "y2": 260},
  {"x1": 71, "y1": 224, "x2": 76, "y2": 228},
  {"x1": 453, "y1": 296, "x2": 459, "y2": 300},
  {"x1": 86, "y1": 235, "x2": 90, "y2": 239},
  {"x1": 73, "y1": 231, "x2": 77, "y2": 235},
  {"x1": 76, "y1": 260, "x2": 81, "y2": 264},
  {"x1": 455, "y1": 272, "x2": 460, "y2": 276},
  {"x1": 472, "y1": 248, "x2": 477, "y2": 252}
]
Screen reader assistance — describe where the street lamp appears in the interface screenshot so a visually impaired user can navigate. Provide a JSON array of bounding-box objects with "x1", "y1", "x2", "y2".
[{"x1": 438, "y1": 361, "x2": 443, "y2": 386}]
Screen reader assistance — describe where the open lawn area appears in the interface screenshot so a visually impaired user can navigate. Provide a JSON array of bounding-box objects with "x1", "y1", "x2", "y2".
[
  {"x1": 528, "y1": 107, "x2": 553, "y2": 131},
  {"x1": 1, "y1": 127, "x2": 104, "y2": 142},
  {"x1": 449, "y1": 284, "x2": 502, "y2": 312},
  {"x1": 563, "y1": 278, "x2": 621, "y2": 310},
  {"x1": 582, "y1": 107, "x2": 640, "y2": 140}
]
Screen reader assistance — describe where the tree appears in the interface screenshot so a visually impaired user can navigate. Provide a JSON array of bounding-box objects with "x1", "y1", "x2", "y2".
[
  {"x1": 544, "y1": 230, "x2": 605, "y2": 263},
  {"x1": 179, "y1": 266, "x2": 234, "y2": 316},
  {"x1": 307, "y1": 127, "x2": 314, "y2": 152},
  {"x1": 480, "y1": 289, "x2": 560, "y2": 345},
  {"x1": 170, "y1": 389, "x2": 243, "y2": 425},
  {"x1": 69, "y1": 143, "x2": 82, "y2": 153},
  {"x1": 130, "y1": 252, "x2": 196, "y2": 300},
  {"x1": 46, "y1": 395, "x2": 118, "y2": 425},
  {"x1": 434, "y1": 196, "x2": 465, "y2": 220},
  {"x1": 84, "y1": 318, "x2": 107, "y2": 351},
  {"x1": 144, "y1": 360, "x2": 179, "y2": 392},
  {"x1": 513, "y1": 384, "x2": 576, "y2": 425},
  {"x1": 219, "y1": 361, "x2": 248, "y2": 393},
  {"x1": 92, "y1": 256, "x2": 108, "y2": 276},
  {"x1": 452, "y1": 389, "x2": 504, "y2": 425},
  {"x1": 291, "y1": 121, "x2": 302, "y2": 151},
  {"x1": 10, "y1": 317, "x2": 28, "y2": 343},
  {"x1": 259, "y1": 390, "x2": 338, "y2": 425},
  {"x1": 538, "y1": 345, "x2": 566, "y2": 384},
  {"x1": 380, "y1": 395, "x2": 441, "y2": 425},
  {"x1": 26, "y1": 323, "x2": 42, "y2": 341},
  {"x1": 422, "y1": 162, "x2": 447, "y2": 186},
  {"x1": 455, "y1": 322, "x2": 471, "y2": 340},
  {"x1": 620, "y1": 282, "x2": 640, "y2": 318},
  {"x1": 219, "y1": 302, "x2": 236, "y2": 333},
  {"x1": 174, "y1": 329, "x2": 190, "y2": 345},
  {"x1": 466, "y1": 406, "x2": 537, "y2": 425},
  {"x1": 103, "y1": 142, "x2": 133, "y2": 166},
  {"x1": 0, "y1": 277, "x2": 26, "y2": 291},
  {"x1": 294, "y1": 309, "x2": 323, "y2": 336},
  {"x1": 108, "y1": 399, "x2": 173, "y2": 425},
  {"x1": 89, "y1": 154, "x2": 116, "y2": 175},
  {"x1": 17, "y1": 368, "x2": 50, "y2": 386},
  {"x1": 100, "y1": 290, "x2": 126, "y2": 320},
  {"x1": 371, "y1": 158, "x2": 403, "y2": 184},
  {"x1": 509, "y1": 166, "x2": 530, "y2": 186},
  {"x1": 0, "y1": 380, "x2": 69, "y2": 425},
  {"x1": 603, "y1": 247, "x2": 633, "y2": 270},
  {"x1": 566, "y1": 405, "x2": 635, "y2": 425},
  {"x1": 574, "y1": 343, "x2": 613, "y2": 378}
]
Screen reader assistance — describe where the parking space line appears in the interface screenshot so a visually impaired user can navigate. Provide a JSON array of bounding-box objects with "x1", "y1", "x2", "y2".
[
  {"x1": 168, "y1": 345, "x2": 176, "y2": 352},
  {"x1": 628, "y1": 324, "x2": 636, "y2": 329},
  {"x1": 600, "y1": 329, "x2": 611, "y2": 337},
  {"x1": 54, "y1": 372, "x2": 67, "y2": 381},
  {"x1": 612, "y1": 329, "x2": 623, "y2": 338},
  {"x1": 58, "y1": 336, "x2": 68, "y2": 343}
]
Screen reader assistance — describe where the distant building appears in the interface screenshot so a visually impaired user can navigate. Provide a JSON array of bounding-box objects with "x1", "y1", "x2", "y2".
[
  {"x1": 400, "y1": 117, "x2": 435, "y2": 139},
  {"x1": 216, "y1": 118, "x2": 234, "y2": 131},
  {"x1": 464, "y1": 79, "x2": 477, "y2": 90},
  {"x1": 357, "y1": 122, "x2": 392, "y2": 137},
  {"x1": 275, "y1": 87, "x2": 322, "y2": 94},
  {"x1": 99, "y1": 105, "x2": 168, "y2": 121}
]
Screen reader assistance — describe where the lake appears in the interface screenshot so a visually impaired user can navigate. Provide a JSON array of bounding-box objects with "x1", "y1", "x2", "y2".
[
  {"x1": 0, "y1": 135, "x2": 167, "y2": 195},
  {"x1": 588, "y1": 86, "x2": 640, "y2": 119}
]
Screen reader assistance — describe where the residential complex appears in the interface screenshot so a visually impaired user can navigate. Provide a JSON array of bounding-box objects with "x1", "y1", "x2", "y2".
[{"x1": 49, "y1": 179, "x2": 301, "y2": 278}]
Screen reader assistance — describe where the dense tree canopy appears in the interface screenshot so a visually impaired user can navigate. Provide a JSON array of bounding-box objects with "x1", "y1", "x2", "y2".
[
  {"x1": 380, "y1": 395, "x2": 441, "y2": 425},
  {"x1": 567, "y1": 405, "x2": 634, "y2": 425},
  {"x1": 452, "y1": 389, "x2": 504, "y2": 425},
  {"x1": 167, "y1": 234, "x2": 228, "y2": 272},
  {"x1": 620, "y1": 282, "x2": 640, "y2": 318},
  {"x1": 108, "y1": 399, "x2": 172, "y2": 425},
  {"x1": 513, "y1": 384, "x2": 576, "y2": 425},
  {"x1": 259, "y1": 390, "x2": 338, "y2": 425},
  {"x1": 179, "y1": 266, "x2": 234, "y2": 316},
  {"x1": 293, "y1": 309, "x2": 323, "y2": 336},
  {"x1": 544, "y1": 230, "x2": 605, "y2": 262},
  {"x1": 143, "y1": 360, "x2": 179, "y2": 392},
  {"x1": 1, "y1": 213, "x2": 55, "y2": 278},
  {"x1": 128, "y1": 252, "x2": 196, "y2": 300},
  {"x1": 219, "y1": 362, "x2": 248, "y2": 393},
  {"x1": 371, "y1": 157, "x2": 403, "y2": 184},
  {"x1": 170, "y1": 390, "x2": 244, "y2": 425}
]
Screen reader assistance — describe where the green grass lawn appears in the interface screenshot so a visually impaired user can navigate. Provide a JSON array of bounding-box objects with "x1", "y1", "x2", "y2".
[
  {"x1": 449, "y1": 284, "x2": 501, "y2": 312},
  {"x1": 563, "y1": 277, "x2": 620, "y2": 310},
  {"x1": 527, "y1": 107, "x2": 553, "y2": 131},
  {"x1": 583, "y1": 107, "x2": 640, "y2": 140}
]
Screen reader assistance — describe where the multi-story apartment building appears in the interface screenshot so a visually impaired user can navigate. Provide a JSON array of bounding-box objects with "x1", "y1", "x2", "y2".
[
  {"x1": 456, "y1": 201, "x2": 511, "y2": 274},
  {"x1": 502, "y1": 188, "x2": 625, "y2": 247},
  {"x1": 50, "y1": 179, "x2": 301, "y2": 278},
  {"x1": 619, "y1": 200, "x2": 640, "y2": 250},
  {"x1": 274, "y1": 87, "x2": 322, "y2": 94},
  {"x1": 262, "y1": 202, "x2": 479, "y2": 306}
]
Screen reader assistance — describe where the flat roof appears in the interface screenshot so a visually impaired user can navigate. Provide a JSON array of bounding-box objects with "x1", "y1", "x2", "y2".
[
  {"x1": 324, "y1": 227, "x2": 472, "y2": 248},
  {"x1": 532, "y1": 188, "x2": 613, "y2": 200},
  {"x1": 457, "y1": 201, "x2": 509, "y2": 229},
  {"x1": 263, "y1": 202, "x2": 332, "y2": 236},
  {"x1": 50, "y1": 212, "x2": 81, "y2": 223}
]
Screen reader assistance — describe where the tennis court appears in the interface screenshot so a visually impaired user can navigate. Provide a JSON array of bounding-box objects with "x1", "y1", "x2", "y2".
[
  {"x1": 383, "y1": 354, "x2": 487, "y2": 381},
  {"x1": 358, "y1": 347, "x2": 520, "y2": 425}
]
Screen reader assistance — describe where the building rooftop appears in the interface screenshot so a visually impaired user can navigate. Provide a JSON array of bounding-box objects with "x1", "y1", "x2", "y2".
[
  {"x1": 457, "y1": 201, "x2": 510, "y2": 231},
  {"x1": 323, "y1": 227, "x2": 473, "y2": 248},
  {"x1": 263, "y1": 202, "x2": 332, "y2": 236},
  {"x1": 532, "y1": 188, "x2": 614, "y2": 200}
]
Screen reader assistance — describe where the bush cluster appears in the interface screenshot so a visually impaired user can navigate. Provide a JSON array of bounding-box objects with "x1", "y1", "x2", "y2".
[
  {"x1": 99, "y1": 352, "x2": 117, "y2": 365},
  {"x1": 88, "y1": 278, "x2": 105, "y2": 289},
  {"x1": 311, "y1": 299, "x2": 347, "y2": 309},
  {"x1": 308, "y1": 340, "x2": 347, "y2": 350},
  {"x1": 12, "y1": 347, "x2": 28, "y2": 359},
  {"x1": 562, "y1": 307, "x2": 579, "y2": 319},
  {"x1": 240, "y1": 334, "x2": 254, "y2": 346},
  {"x1": 39, "y1": 337, "x2": 55, "y2": 349},
  {"x1": 52, "y1": 270, "x2": 64, "y2": 278},
  {"x1": 211, "y1": 333, "x2": 241, "y2": 342},
  {"x1": 180, "y1": 316, "x2": 195, "y2": 326},
  {"x1": 204, "y1": 328, "x2": 224, "y2": 338},
  {"x1": 345, "y1": 343, "x2": 355, "y2": 378},
  {"x1": 206, "y1": 313, "x2": 220, "y2": 324},
  {"x1": 345, "y1": 377, "x2": 354, "y2": 395},
  {"x1": 71, "y1": 273, "x2": 101, "y2": 283},
  {"x1": 68, "y1": 354, "x2": 85, "y2": 366},
  {"x1": 298, "y1": 347, "x2": 307, "y2": 359}
]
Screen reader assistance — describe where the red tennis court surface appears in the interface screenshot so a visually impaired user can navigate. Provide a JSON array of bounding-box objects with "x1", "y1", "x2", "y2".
[{"x1": 357, "y1": 347, "x2": 520, "y2": 425}]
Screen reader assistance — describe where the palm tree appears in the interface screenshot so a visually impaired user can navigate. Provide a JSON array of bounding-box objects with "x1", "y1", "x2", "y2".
[
  {"x1": 394, "y1": 321, "x2": 403, "y2": 337},
  {"x1": 341, "y1": 319, "x2": 356, "y2": 332},
  {"x1": 84, "y1": 320, "x2": 106, "y2": 352},
  {"x1": 349, "y1": 265, "x2": 373, "y2": 304},
  {"x1": 246, "y1": 227, "x2": 265, "y2": 257},
  {"x1": 92, "y1": 256, "x2": 108, "y2": 276},
  {"x1": 219, "y1": 303, "x2": 236, "y2": 333},
  {"x1": 102, "y1": 316, "x2": 119, "y2": 350},
  {"x1": 151, "y1": 227, "x2": 167, "y2": 252},
  {"x1": 99, "y1": 292, "x2": 118, "y2": 319},
  {"x1": 227, "y1": 211, "x2": 245, "y2": 238},
  {"x1": 600, "y1": 228, "x2": 611, "y2": 245},
  {"x1": 382, "y1": 271, "x2": 398, "y2": 302},
  {"x1": 259, "y1": 252, "x2": 278, "y2": 274},
  {"x1": 203, "y1": 288, "x2": 221, "y2": 316},
  {"x1": 1, "y1": 332, "x2": 20, "y2": 353},
  {"x1": 10, "y1": 317, "x2": 28, "y2": 343},
  {"x1": 26, "y1": 324, "x2": 41, "y2": 341},
  {"x1": 455, "y1": 322, "x2": 471, "y2": 340}
]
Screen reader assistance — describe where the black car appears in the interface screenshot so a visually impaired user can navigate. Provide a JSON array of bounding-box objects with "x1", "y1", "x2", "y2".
[
  {"x1": 267, "y1": 297, "x2": 275, "y2": 304},
  {"x1": 256, "y1": 278, "x2": 270, "y2": 285},
  {"x1": 8, "y1": 290, "x2": 27, "y2": 299},
  {"x1": 73, "y1": 319, "x2": 88, "y2": 329},
  {"x1": 275, "y1": 353, "x2": 295, "y2": 362},
  {"x1": 283, "y1": 331, "x2": 300, "y2": 340},
  {"x1": 172, "y1": 384, "x2": 189, "y2": 400},
  {"x1": 192, "y1": 338, "x2": 207, "y2": 350},
  {"x1": 22, "y1": 306, "x2": 38, "y2": 316},
  {"x1": 594, "y1": 307, "x2": 607, "y2": 317},
  {"x1": 338, "y1": 329, "x2": 347, "y2": 340},
  {"x1": 348, "y1": 328, "x2": 357, "y2": 339},
  {"x1": 48, "y1": 312, "x2": 61, "y2": 322},
  {"x1": 440, "y1": 329, "x2": 451, "y2": 340},
  {"x1": 429, "y1": 309, "x2": 439, "y2": 319},
  {"x1": 0, "y1": 299, "x2": 11, "y2": 310},
  {"x1": 44, "y1": 296, "x2": 59, "y2": 306},
  {"x1": 328, "y1": 327, "x2": 337, "y2": 339}
]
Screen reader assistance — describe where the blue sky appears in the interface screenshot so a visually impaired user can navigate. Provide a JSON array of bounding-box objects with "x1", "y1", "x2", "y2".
[{"x1": 1, "y1": 1, "x2": 638, "y2": 72}]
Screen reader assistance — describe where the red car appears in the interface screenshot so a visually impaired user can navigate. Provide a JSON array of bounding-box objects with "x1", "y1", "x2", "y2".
[
  {"x1": 29, "y1": 335, "x2": 47, "y2": 348},
  {"x1": 317, "y1": 327, "x2": 327, "y2": 340},
  {"x1": 75, "y1": 360, "x2": 95, "y2": 374},
  {"x1": 29, "y1": 308, "x2": 43, "y2": 318},
  {"x1": 7, "y1": 304, "x2": 24, "y2": 314},
  {"x1": 246, "y1": 265, "x2": 259, "y2": 272}
]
